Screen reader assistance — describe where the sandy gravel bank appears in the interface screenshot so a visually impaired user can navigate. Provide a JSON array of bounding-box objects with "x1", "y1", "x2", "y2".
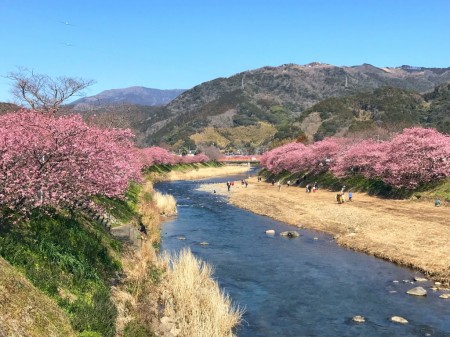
[
  {"x1": 198, "y1": 177, "x2": 450, "y2": 285},
  {"x1": 160, "y1": 165, "x2": 251, "y2": 181}
]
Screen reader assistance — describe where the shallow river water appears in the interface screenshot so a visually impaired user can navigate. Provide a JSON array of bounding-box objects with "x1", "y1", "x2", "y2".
[{"x1": 157, "y1": 174, "x2": 450, "y2": 337}]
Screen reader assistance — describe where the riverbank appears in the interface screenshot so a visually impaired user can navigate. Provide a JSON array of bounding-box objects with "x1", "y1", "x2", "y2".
[
  {"x1": 114, "y1": 168, "x2": 245, "y2": 337},
  {"x1": 153, "y1": 164, "x2": 251, "y2": 181},
  {"x1": 198, "y1": 177, "x2": 450, "y2": 285}
]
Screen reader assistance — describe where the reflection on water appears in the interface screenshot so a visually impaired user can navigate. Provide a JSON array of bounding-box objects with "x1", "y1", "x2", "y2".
[{"x1": 158, "y1": 175, "x2": 450, "y2": 337}]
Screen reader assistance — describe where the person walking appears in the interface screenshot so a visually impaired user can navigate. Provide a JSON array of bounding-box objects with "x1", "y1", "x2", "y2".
[
  {"x1": 138, "y1": 221, "x2": 147, "y2": 240},
  {"x1": 278, "y1": 180, "x2": 282, "y2": 191}
]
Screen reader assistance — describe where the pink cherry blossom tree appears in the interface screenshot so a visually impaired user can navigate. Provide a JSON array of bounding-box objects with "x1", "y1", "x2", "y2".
[
  {"x1": 377, "y1": 127, "x2": 450, "y2": 188},
  {"x1": 261, "y1": 142, "x2": 309, "y2": 174},
  {"x1": 331, "y1": 139, "x2": 388, "y2": 178},
  {"x1": 0, "y1": 109, "x2": 140, "y2": 213},
  {"x1": 184, "y1": 153, "x2": 209, "y2": 164},
  {"x1": 262, "y1": 127, "x2": 450, "y2": 190},
  {"x1": 138, "y1": 146, "x2": 176, "y2": 168},
  {"x1": 138, "y1": 147, "x2": 210, "y2": 167}
]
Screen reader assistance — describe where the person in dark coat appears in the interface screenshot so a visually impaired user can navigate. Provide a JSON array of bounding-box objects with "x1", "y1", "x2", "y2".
[{"x1": 139, "y1": 221, "x2": 147, "y2": 240}]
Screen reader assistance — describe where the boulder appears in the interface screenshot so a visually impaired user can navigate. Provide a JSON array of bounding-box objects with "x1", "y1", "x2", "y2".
[
  {"x1": 265, "y1": 229, "x2": 276, "y2": 235},
  {"x1": 199, "y1": 242, "x2": 209, "y2": 246},
  {"x1": 352, "y1": 315, "x2": 365, "y2": 323},
  {"x1": 439, "y1": 293, "x2": 450, "y2": 299},
  {"x1": 414, "y1": 276, "x2": 428, "y2": 282},
  {"x1": 160, "y1": 316, "x2": 174, "y2": 324},
  {"x1": 406, "y1": 286, "x2": 427, "y2": 296},
  {"x1": 280, "y1": 231, "x2": 300, "y2": 238},
  {"x1": 391, "y1": 316, "x2": 408, "y2": 324}
]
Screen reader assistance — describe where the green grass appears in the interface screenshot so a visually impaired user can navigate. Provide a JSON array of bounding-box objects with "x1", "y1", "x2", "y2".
[
  {"x1": 94, "y1": 182, "x2": 141, "y2": 224},
  {"x1": 0, "y1": 209, "x2": 123, "y2": 337}
]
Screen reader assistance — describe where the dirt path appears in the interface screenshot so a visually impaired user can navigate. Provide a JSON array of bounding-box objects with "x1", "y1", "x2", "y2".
[{"x1": 198, "y1": 177, "x2": 450, "y2": 284}]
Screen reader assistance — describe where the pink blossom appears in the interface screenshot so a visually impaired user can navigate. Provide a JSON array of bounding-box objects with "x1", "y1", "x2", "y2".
[{"x1": 0, "y1": 109, "x2": 141, "y2": 212}]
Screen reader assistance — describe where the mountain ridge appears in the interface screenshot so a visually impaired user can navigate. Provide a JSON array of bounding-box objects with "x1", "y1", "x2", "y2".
[
  {"x1": 71, "y1": 86, "x2": 186, "y2": 109},
  {"x1": 143, "y1": 63, "x2": 450, "y2": 149}
]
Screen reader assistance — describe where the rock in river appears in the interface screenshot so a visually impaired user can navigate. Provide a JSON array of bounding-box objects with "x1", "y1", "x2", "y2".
[
  {"x1": 265, "y1": 229, "x2": 275, "y2": 235},
  {"x1": 406, "y1": 286, "x2": 427, "y2": 296},
  {"x1": 352, "y1": 315, "x2": 365, "y2": 323},
  {"x1": 391, "y1": 316, "x2": 408, "y2": 324},
  {"x1": 280, "y1": 231, "x2": 300, "y2": 238}
]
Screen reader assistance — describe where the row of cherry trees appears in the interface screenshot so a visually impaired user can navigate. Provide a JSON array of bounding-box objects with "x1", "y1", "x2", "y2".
[
  {"x1": 261, "y1": 127, "x2": 450, "y2": 189},
  {"x1": 138, "y1": 146, "x2": 209, "y2": 168},
  {"x1": 0, "y1": 109, "x2": 209, "y2": 214}
]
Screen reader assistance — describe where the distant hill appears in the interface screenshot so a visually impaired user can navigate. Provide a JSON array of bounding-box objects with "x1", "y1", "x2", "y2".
[
  {"x1": 70, "y1": 86, "x2": 185, "y2": 109},
  {"x1": 141, "y1": 63, "x2": 450, "y2": 151},
  {"x1": 0, "y1": 102, "x2": 20, "y2": 115},
  {"x1": 60, "y1": 63, "x2": 450, "y2": 152}
]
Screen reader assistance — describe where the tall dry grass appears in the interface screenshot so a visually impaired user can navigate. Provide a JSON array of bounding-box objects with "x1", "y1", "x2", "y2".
[
  {"x1": 153, "y1": 191, "x2": 177, "y2": 217},
  {"x1": 136, "y1": 181, "x2": 176, "y2": 243},
  {"x1": 112, "y1": 240, "x2": 162, "y2": 335},
  {"x1": 159, "y1": 249, "x2": 244, "y2": 337}
]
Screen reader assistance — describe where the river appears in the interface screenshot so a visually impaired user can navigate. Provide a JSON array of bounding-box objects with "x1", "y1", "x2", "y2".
[{"x1": 157, "y1": 174, "x2": 450, "y2": 337}]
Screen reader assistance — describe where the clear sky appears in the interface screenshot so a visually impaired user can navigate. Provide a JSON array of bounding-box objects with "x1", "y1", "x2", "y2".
[{"x1": 1, "y1": 0, "x2": 449, "y2": 102}]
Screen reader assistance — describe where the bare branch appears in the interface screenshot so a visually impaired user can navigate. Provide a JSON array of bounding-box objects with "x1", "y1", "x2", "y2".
[{"x1": 7, "y1": 69, "x2": 95, "y2": 113}]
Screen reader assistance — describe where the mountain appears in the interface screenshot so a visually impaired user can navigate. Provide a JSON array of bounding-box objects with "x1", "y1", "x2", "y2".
[
  {"x1": 0, "y1": 102, "x2": 20, "y2": 115},
  {"x1": 140, "y1": 63, "x2": 450, "y2": 151},
  {"x1": 70, "y1": 86, "x2": 185, "y2": 109}
]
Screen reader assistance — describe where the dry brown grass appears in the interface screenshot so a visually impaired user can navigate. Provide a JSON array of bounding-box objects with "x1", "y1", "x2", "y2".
[
  {"x1": 190, "y1": 127, "x2": 231, "y2": 148},
  {"x1": 113, "y1": 240, "x2": 162, "y2": 336},
  {"x1": 158, "y1": 249, "x2": 244, "y2": 337},
  {"x1": 153, "y1": 191, "x2": 177, "y2": 217},
  {"x1": 199, "y1": 177, "x2": 450, "y2": 285},
  {"x1": 164, "y1": 165, "x2": 250, "y2": 181},
  {"x1": 219, "y1": 122, "x2": 277, "y2": 148},
  {"x1": 112, "y1": 180, "x2": 164, "y2": 336},
  {"x1": 136, "y1": 181, "x2": 172, "y2": 243}
]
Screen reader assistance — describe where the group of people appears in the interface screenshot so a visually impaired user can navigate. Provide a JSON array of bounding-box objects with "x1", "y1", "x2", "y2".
[
  {"x1": 336, "y1": 185, "x2": 353, "y2": 204},
  {"x1": 305, "y1": 182, "x2": 319, "y2": 193},
  {"x1": 226, "y1": 180, "x2": 249, "y2": 191}
]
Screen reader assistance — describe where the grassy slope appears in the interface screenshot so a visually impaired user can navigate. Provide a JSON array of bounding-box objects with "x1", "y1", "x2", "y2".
[
  {"x1": 0, "y1": 184, "x2": 144, "y2": 337},
  {"x1": 0, "y1": 163, "x2": 220, "y2": 337},
  {"x1": 0, "y1": 257, "x2": 76, "y2": 337}
]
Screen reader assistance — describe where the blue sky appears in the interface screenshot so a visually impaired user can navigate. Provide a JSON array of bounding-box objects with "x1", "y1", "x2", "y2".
[{"x1": 1, "y1": 0, "x2": 449, "y2": 102}]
